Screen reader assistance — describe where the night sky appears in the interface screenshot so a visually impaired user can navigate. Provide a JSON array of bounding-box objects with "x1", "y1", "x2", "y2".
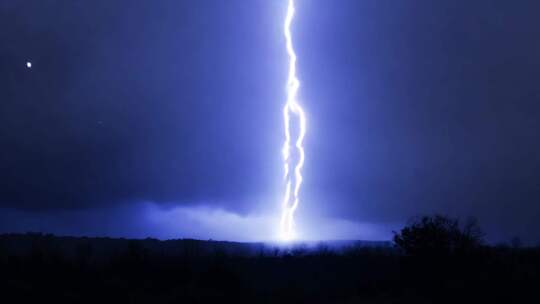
[{"x1": 1, "y1": 0, "x2": 540, "y2": 244}]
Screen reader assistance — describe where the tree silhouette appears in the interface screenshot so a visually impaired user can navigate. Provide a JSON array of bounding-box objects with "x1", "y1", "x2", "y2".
[{"x1": 393, "y1": 215, "x2": 484, "y2": 256}]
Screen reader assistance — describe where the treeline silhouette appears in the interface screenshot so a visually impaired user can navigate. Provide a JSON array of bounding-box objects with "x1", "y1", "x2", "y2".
[{"x1": 0, "y1": 215, "x2": 538, "y2": 303}]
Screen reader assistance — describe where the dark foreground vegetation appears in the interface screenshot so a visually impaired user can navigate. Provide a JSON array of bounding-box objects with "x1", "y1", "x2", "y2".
[{"x1": 0, "y1": 216, "x2": 538, "y2": 303}]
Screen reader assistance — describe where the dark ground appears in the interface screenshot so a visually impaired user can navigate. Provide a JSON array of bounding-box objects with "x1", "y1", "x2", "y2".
[{"x1": 0, "y1": 231, "x2": 539, "y2": 303}]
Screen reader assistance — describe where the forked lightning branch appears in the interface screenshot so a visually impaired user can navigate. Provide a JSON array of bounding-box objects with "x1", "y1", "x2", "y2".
[{"x1": 280, "y1": 0, "x2": 306, "y2": 241}]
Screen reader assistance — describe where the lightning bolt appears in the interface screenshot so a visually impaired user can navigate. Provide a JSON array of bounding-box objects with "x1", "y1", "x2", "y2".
[{"x1": 280, "y1": 0, "x2": 306, "y2": 241}]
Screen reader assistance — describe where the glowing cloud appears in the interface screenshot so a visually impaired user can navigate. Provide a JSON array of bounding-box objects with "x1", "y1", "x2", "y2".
[{"x1": 280, "y1": 0, "x2": 307, "y2": 241}]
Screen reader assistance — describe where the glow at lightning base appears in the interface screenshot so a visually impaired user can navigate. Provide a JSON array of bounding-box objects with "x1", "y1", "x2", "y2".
[{"x1": 279, "y1": 0, "x2": 307, "y2": 241}]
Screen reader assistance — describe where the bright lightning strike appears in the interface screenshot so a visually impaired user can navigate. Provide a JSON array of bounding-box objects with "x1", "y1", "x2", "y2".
[{"x1": 280, "y1": 0, "x2": 306, "y2": 241}]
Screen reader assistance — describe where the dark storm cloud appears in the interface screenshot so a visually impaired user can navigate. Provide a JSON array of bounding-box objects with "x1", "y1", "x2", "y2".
[
  {"x1": 298, "y1": 0, "x2": 540, "y2": 242},
  {"x1": 1, "y1": 0, "x2": 285, "y2": 211},
  {"x1": 1, "y1": 0, "x2": 540, "y2": 243}
]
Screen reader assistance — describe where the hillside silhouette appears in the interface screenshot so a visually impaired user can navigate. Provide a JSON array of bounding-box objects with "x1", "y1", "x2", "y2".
[{"x1": 0, "y1": 215, "x2": 538, "y2": 303}]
